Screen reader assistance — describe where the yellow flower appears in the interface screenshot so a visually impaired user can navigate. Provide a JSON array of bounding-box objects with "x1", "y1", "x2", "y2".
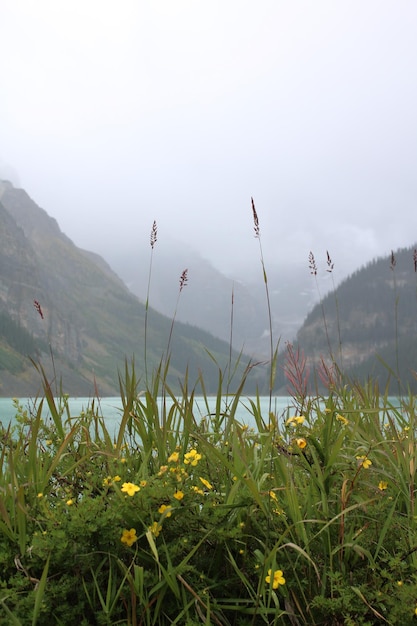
[
  {"x1": 184, "y1": 449, "x2": 202, "y2": 466},
  {"x1": 336, "y1": 414, "x2": 349, "y2": 425},
  {"x1": 149, "y1": 521, "x2": 162, "y2": 537},
  {"x1": 37, "y1": 492, "x2": 43, "y2": 499},
  {"x1": 121, "y1": 528, "x2": 138, "y2": 547},
  {"x1": 397, "y1": 580, "x2": 403, "y2": 586},
  {"x1": 168, "y1": 451, "x2": 179, "y2": 463},
  {"x1": 66, "y1": 499, "x2": 74, "y2": 506},
  {"x1": 265, "y1": 568, "x2": 286, "y2": 589},
  {"x1": 357, "y1": 456, "x2": 372, "y2": 469},
  {"x1": 103, "y1": 476, "x2": 112, "y2": 487},
  {"x1": 199, "y1": 477, "x2": 213, "y2": 490},
  {"x1": 140, "y1": 480, "x2": 147, "y2": 487},
  {"x1": 158, "y1": 465, "x2": 168, "y2": 476},
  {"x1": 45, "y1": 439, "x2": 53, "y2": 446},
  {"x1": 113, "y1": 475, "x2": 121, "y2": 482},
  {"x1": 273, "y1": 507, "x2": 284, "y2": 516},
  {"x1": 121, "y1": 482, "x2": 140, "y2": 496},
  {"x1": 191, "y1": 486, "x2": 204, "y2": 495},
  {"x1": 295, "y1": 438, "x2": 307, "y2": 449},
  {"x1": 158, "y1": 504, "x2": 173, "y2": 517},
  {"x1": 286, "y1": 415, "x2": 305, "y2": 426},
  {"x1": 378, "y1": 481, "x2": 388, "y2": 491},
  {"x1": 173, "y1": 490, "x2": 184, "y2": 501},
  {"x1": 269, "y1": 490, "x2": 278, "y2": 501}
]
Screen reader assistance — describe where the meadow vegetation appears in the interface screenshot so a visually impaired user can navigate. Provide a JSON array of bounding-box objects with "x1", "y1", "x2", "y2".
[{"x1": 1, "y1": 205, "x2": 417, "y2": 624}]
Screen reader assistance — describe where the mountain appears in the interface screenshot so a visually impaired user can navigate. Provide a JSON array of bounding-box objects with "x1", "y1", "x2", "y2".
[
  {"x1": 109, "y1": 241, "x2": 318, "y2": 358},
  {"x1": 294, "y1": 246, "x2": 417, "y2": 392},
  {"x1": 0, "y1": 180, "x2": 264, "y2": 397}
]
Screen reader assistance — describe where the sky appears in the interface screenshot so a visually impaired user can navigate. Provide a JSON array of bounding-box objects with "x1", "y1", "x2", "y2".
[{"x1": 1, "y1": 0, "x2": 417, "y2": 285}]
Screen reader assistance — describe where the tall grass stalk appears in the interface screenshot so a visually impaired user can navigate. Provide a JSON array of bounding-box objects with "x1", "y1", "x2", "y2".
[
  {"x1": 144, "y1": 220, "x2": 157, "y2": 385},
  {"x1": 226, "y1": 283, "x2": 235, "y2": 396},
  {"x1": 165, "y1": 268, "x2": 188, "y2": 362},
  {"x1": 390, "y1": 250, "x2": 401, "y2": 396},
  {"x1": 251, "y1": 197, "x2": 277, "y2": 417},
  {"x1": 309, "y1": 251, "x2": 334, "y2": 363},
  {"x1": 326, "y1": 250, "x2": 343, "y2": 369}
]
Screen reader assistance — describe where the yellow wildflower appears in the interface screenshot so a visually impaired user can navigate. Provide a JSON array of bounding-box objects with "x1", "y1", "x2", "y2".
[
  {"x1": 191, "y1": 486, "x2": 204, "y2": 495},
  {"x1": 158, "y1": 504, "x2": 173, "y2": 517},
  {"x1": 121, "y1": 528, "x2": 138, "y2": 547},
  {"x1": 269, "y1": 490, "x2": 278, "y2": 501},
  {"x1": 113, "y1": 475, "x2": 121, "y2": 482},
  {"x1": 37, "y1": 493, "x2": 43, "y2": 499},
  {"x1": 45, "y1": 439, "x2": 53, "y2": 446},
  {"x1": 265, "y1": 568, "x2": 286, "y2": 589},
  {"x1": 295, "y1": 438, "x2": 307, "y2": 449},
  {"x1": 199, "y1": 477, "x2": 213, "y2": 490},
  {"x1": 397, "y1": 580, "x2": 403, "y2": 586},
  {"x1": 168, "y1": 451, "x2": 180, "y2": 463},
  {"x1": 158, "y1": 465, "x2": 168, "y2": 476},
  {"x1": 184, "y1": 449, "x2": 202, "y2": 466},
  {"x1": 121, "y1": 482, "x2": 140, "y2": 496},
  {"x1": 336, "y1": 414, "x2": 349, "y2": 425},
  {"x1": 149, "y1": 521, "x2": 162, "y2": 537},
  {"x1": 173, "y1": 490, "x2": 184, "y2": 501},
  {"x1": 103, "y1": 476, "x2": 112, "y2": 487},
  {"x1": 66, "y1": 499, "x2": 74, "y2": 506},
  {"x1": 357, "y1": 456, "x2": 372, "y2": 469},
  {"x1": 378, "y1": 481, "x2": 388, "y2": 491},
  {"x1": 286, "y1": 415, "x2": 305, "y2": 426},
  {"x1": 140, "y1": 480, "x2": 147, "y2": 487}
]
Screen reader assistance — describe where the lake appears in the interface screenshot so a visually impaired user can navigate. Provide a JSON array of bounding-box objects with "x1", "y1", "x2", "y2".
[{"x1": 0, "y1": 395, "x2": 297, "y2": 432}]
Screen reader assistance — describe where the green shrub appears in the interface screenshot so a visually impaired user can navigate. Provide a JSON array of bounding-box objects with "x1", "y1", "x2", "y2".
[{"x1": 1, "y1": 368, "x2": 417, "y2": 625}]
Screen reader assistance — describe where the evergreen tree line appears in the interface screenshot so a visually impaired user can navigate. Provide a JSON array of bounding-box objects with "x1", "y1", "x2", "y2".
[{"x1": 0, "y1": 310, "x2": 43, "y2": 359}]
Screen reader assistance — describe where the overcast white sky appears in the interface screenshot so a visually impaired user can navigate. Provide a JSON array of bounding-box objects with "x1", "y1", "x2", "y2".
[{"x1": 1, "y1": 0, "x2": 417, "y2": 282}]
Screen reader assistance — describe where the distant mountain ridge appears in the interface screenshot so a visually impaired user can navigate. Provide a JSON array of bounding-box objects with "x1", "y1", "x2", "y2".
[
  {"x1": 110, "y1": 242, "x2": 319, "y2": 357},
  {"x1": 295, "y1": 245, "x2": 417, "y2": 391},
  {"x1": 0, "y1": 180, "x2": 261, "y2": 396}
]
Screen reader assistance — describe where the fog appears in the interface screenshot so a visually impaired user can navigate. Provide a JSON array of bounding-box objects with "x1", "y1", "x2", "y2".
[{"x1": 1, "y1": 1, "x2": 417, "y2": 287}]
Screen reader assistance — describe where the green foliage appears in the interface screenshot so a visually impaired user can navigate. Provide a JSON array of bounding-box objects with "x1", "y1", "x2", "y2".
[
  {"x1": 2, "y1": 363, "x2": 417, "y2": 625},
  {"x1": 0, "y1": 311, "x2": 45, "y2": 358}
]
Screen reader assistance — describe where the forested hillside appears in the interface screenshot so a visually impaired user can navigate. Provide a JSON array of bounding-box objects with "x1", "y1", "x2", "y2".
[{"x1": 295, "y1": 246, "x2": 417, "y2": 391}]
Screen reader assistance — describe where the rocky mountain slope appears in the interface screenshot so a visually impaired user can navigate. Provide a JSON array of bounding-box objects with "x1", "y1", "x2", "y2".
[{"x1": 0, "y1": 180, "x2": 262, "y2": 396}]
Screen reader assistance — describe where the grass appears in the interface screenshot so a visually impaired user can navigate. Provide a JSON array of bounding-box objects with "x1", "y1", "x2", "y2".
[
  {"x1": 2, "y1": 370, "x2": 417, "y2": 625},
  {"x1": 2, "y1": 203, "x2": 417, "y2": 624}
]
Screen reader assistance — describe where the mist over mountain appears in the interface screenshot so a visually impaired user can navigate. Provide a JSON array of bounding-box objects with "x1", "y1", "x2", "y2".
[
  {"x1": 110, "y1": 240, "x2": 320, "y2": 357},
  {"x1": 0, "y1": 180, "x2": 265, "y2": 396}
]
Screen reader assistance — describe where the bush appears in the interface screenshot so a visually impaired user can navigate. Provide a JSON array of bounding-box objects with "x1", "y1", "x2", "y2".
[{"x1": 1, "y1": 364, "x2": 417, "y2": 625}]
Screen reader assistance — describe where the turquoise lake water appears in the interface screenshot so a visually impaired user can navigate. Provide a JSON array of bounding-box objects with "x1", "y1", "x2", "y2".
[{"x1": 0, "y1": 395, "x2": 297, "y2": 432}]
